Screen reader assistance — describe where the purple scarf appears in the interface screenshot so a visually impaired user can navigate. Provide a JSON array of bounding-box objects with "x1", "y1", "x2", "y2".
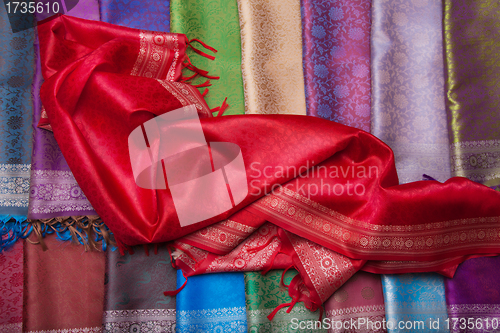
[{"x1": 444, "y1": 256, "x2": 500, "y2": 333}]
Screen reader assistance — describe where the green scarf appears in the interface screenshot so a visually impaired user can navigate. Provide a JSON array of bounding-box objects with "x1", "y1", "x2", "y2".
[
  {"x1": 245, "y1": 270, "x2": 326, "y2": 332},
  {"x1": 170, "y1": 0, "x2": 245, "y2": 115}
]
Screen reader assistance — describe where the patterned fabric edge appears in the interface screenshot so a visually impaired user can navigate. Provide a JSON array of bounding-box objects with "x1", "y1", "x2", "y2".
[
  {"x1": 325, "y1": 304, "x2": 386, "y2": 318},
  {"x1": 450, "y1": 140, "x2": 500, "y2": 183},
  {"x1": 177, "y1": 306, "x2": 247, "y2": 324},
  {"x1": 28, "y1": 169, "x2": 94, "y2": 216},
  {"x1": 248, "y1": 305, "x2": 317, "y2": 320},
  {"x1": 448, "y1": 303, "x2": 500, "y2": 316},
  {"x1": 0, "y1": 322, "x2": 22, "y2": 333},
  {"x1": 0, "y1": 163, "x2": 31, "y2": 208},
  {"x1": 103, "y1": 309, "x2": 176, "y2": 323},
  {"x1": 26, "y1": 327, "x2": 102, "y2": 333}
]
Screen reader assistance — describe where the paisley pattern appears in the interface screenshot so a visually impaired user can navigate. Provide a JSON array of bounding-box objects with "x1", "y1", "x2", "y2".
[
  {"x1": 174, "y1": 223, "x2": 282, "y2": 275},
  {"x1": 252, "y1": 186, "x2": 500, "y2": 263},
  {"x1": 28, "y1": 0, "x2": 100, "y2": 220},
  {"x1": 171, "y1": 0, "x2": 245, "y2": 115},
  {"x1": 176, "y1": 271, "x2": 247, "y2": 332},
  {"x1": 237, "y1": 0, "x2": 307, "y2": 115},
  {"x1": 100, "y1": 0, "x2": 170, "y2": 32},
  {"x1": 325, "y1": 271, "x2": 386, "y2": 333},
  {"x1": 103, "y1": 245, "x2": 177, "y2": 332},
  {"x1": 24, "y1": 235, "x2": 106, "y2": 332},
  {"x1": 0, "y1": 164, "x2": 30, "y2": 214},
  {"x1": 286, "y1": 231, "x2": 360, "y2": 304},
  {"x1": 444, "y1": 256, "x2": 500, "y2": 333},
  {"x1": 371, "y1": 0, "x2": 451, "y2": 183},
  {"x1": 0, "y1": 241, "x2": 23, "y2": 333},
  {"x1": 178, "y1": 218, "x2": 259, "y2": 254},
  {"x1": 443, "y1": 0, "x2": 500, "y2": 187},
  {"x1": 0, "y1": 4, "x2": 34, "y2": 218},
  {"x1": 245, "y1": 270, "x2": 326, "y2": 332},
  {"x1": 302, "y1": 0, "x2": 371, "y2": 131},
  {"x1": 382, "y1": 273, "x2": 450, "y2": 332}
]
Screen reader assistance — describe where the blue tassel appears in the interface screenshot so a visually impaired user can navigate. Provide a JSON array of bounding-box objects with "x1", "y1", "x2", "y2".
[{"x1": 0, "y1": 215, "x2": 115, "y2": 253}]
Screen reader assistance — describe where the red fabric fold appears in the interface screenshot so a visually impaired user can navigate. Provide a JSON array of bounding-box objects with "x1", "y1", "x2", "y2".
[{"x1": 38, "y1": 16, "x2": 500, "y2": 275}]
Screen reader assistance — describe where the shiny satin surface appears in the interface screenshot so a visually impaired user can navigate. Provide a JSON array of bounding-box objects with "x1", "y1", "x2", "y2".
[
  {"x1": 444, "y1": 256, "x2": 500, "y2": 333},
  {"x1": 382, "y1": 273, "x2": 449, "y2": 333},
  {"x1": 28, "y1": 2, "x2": 100, "y2": 219},
  {"x1": 444, "y1": 0, "x2": 500, "y2": 186},
  {"x1": 371, "y1": 0, "x2": 451, "y2": 184},
  {"x1": 103, "y1": 245, "x2": 177, "y2": 331},
  {"x1": 171, "y1": 0, "x2": 246, "y2": 115},
  {"x1": 302, "y1": 0, "x2": 372, "y2": 132},
  {"x1": 0, "y1": 5, "x2": 34, "y2": 218},
  {"x1": 237, "y1": 0, "x2": 307, "y2": 115},
  {"x1": 325, "y1": 271, "x2": 386, "y2": 333},
  {"x1": 176, "y1": 271, "x2": 247, "y2": 332},
  {"x1": 39, "y1": 17, "x2": 500, "y2": 274},
  {"x1": 244, "y1": 270, "x2": 325, "y2": 332}
]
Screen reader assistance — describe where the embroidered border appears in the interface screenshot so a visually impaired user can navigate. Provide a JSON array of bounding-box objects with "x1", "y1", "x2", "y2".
[
  {"x1": 156, "y1": 80, "x2": 211, "y2": 116},
  {"x1": 131, "y1": 31, "x2": 178, "y2": 80},
  {"x1": 26, "y1": 327, "x2": 102, "y2": 333},
  {"x1": 326, "y1": 304, "x2": 386, "y2": 318},
  {"x1": 103, "y1": 321, "x2": 175, "y2": 333},
  {"x1": 450, "y1": 140, "x2": 500, "y2": 184},
  {"x1": 177, "y1": 306, "x2": 247, "y2": 324},
  {"x1": 206, "y1": 223, "x2": 281, "y2": 273},
  {"x1": 385, "y1": 140, "x2": 451, "y2": 183},
  {"x1": 103, "y1": 308, "x2": 176, "y2": 322},
  {"x1": 0, "y1": 323, "x2": 22, "y2": 333},
  {"x1": 288, "y1": 232, "x2": 356, "y2": 302},
  {"x1": 28, "y1": 169, "x2": 94, "y2": 215},
  {"x1": 252, "y1": 187, "x2": 500, "y2": 257},
  {"x1": 182, "y1": 219, "x2": 258, "y2": 253},
  {"x1": 0, "y1": 164, "x2": 30, "y2": 208},
  {"x1": 448, "y1": 304, "x2": 500, "y2": 316}
]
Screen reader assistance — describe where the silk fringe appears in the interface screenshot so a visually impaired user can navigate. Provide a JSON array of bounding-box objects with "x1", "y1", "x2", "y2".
[{"x1": 0, "y1": 215, "x2": 115, "y2": 252}]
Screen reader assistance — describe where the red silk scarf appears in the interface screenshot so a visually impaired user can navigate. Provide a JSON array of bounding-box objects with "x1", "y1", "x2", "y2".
[{"x1": 39, "y1": 16, "x2": 500, "y2": 277}]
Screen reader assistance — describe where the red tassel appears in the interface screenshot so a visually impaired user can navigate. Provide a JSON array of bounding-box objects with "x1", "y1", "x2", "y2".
[
  {"x1": 183, "y1": 57, "x2": 220, "y2": 80},
  {"x1": 189, "y1": 38, "x2": 218, "y2": 53},
  {"x1": 193, "y1": 79, "x2": 212, "y2": 88},
  {"x1": 286, "y1": 297, "x2": 299, "y2": 314},
  {"x1": 267, "y1": 302, "x2": 293, "y2": 321},
  {"x1": 116, "y1": 239, "x2": 125, "y2": 256},
  {"x1": 201, "y1": 88, "x2": 209, "y2": 97},
  {"x1": 164, "y1": 272, "x2": 188, "y2": 297},
  {"x1": 166, "y1": 245, "x2": 178, "y2": 269},
  {"x1": 172, "y1": 244, "x2": 198, "y2": 263},
  {"x1": 181, "y1": 72, "x2": 198, "y2": 82},
  {"x1": 318, "y1": 304, "x2": 324, "y2": 322},
  {"x1": 280, "y1": 265, "x2": 294, "y2": 288},
  {"x1": 185, "y1": 64, "x2": 220, "y2": 80},
  {"x1": 188, "y1": 43, "x2": 216, "y2": 60},
  {"x1": 154, "y1": 243, "x2": 158, "y2": 255},
  {"x1": 216, "y1": 97, "x2": 229, "y2": 117},
  {"x1": 143, "y1": 244, "x2": 149, "y2": 256}
]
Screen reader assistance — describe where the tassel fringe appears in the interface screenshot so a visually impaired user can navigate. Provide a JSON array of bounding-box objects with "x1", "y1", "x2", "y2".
[{"x1": 0, "y1": 215, "x2": 116, "y2": 253}]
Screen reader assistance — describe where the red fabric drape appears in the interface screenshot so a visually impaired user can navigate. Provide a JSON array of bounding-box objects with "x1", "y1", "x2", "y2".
[{"x1": 38, "y1": 16, "x2": 500, "y2": 276}]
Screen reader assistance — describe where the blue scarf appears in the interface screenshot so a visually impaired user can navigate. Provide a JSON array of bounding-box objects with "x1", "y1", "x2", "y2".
[
  {"x1": 176, "y1": 271, "x2": 248, "y2": 332},
  {"x1": 382, "y1": 273, "x2": 450, "y2": 333},
  {"x1": 0, "y1": 4, "x2": 34, "y2": 251}
]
